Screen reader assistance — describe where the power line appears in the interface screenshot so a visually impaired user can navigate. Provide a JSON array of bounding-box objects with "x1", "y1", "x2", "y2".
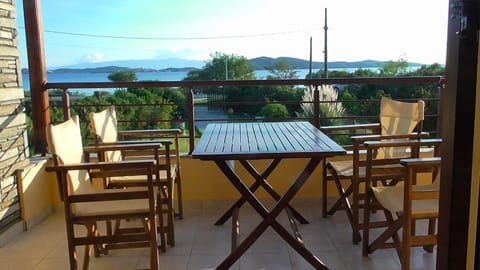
[{"x1": 18, "y1": 26, "x2": 322, "y2": 40}]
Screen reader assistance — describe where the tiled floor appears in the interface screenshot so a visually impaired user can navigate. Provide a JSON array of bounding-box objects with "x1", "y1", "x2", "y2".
[{"x1": 0, "y1": 198, "x2": 436, "y2": 269}]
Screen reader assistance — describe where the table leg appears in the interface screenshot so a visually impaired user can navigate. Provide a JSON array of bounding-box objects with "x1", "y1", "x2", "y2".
[
  {"x1": 213, "y1": 158, "x2": 329, "y2": 270},
  {"x1": 240, "y1": 159, "x2": 309, "y2": 224},
  {"x1": 215, "y1": 159, "x2": 309, "y2": 225},
  {"x1": 215, "y1": 159, "x2": 280, "y2": 225}
]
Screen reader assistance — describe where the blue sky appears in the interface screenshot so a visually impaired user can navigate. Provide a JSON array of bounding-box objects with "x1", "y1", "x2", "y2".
[{"x1": 16, "y1": 0, "x2": 449, "y2": 68}]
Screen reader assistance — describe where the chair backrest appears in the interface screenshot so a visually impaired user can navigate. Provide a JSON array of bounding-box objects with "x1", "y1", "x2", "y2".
[
  {"x1": 378, "y1": 97, "x2": 425, "y2": 158},
  {"x1": 46, "y1": 115, "x2": 95, "y2": 199},
  {"x1": 380, "y1": 97, "x2": 424, "y2": 135},
  {"x1": 89, "y1": 105, "x2": 122, "y2": 161}
]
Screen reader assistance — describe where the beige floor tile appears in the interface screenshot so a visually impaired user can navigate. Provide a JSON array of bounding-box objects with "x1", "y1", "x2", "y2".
[{"x1": 0, "y1": 198, "x2": 436, "y2": 270}]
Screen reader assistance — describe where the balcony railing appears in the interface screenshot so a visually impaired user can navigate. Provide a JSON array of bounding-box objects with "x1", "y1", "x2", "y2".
[{"x1": 42, "y1": 76, "x2": 445, "y2": 154}]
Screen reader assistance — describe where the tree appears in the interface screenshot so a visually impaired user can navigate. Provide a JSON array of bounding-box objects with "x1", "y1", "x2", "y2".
[
  {"x1": 379, "y1": 58, "x2": 409, "y2": 77},
  {"x1": 353, "y1": 68, "x2": 378, "y2": 78},
  {"x1": 410, "y1": 63, "x2": 445, "y2": 76},
  {"x1": 108, "y1": 70, "x2": 138, "y2": 82},
  {"x1": 265, "y1": 60, "x2": 298, "y2": 79},
  {"x1": 184, "y1": 52, "x2": 255, "y2": 81}
]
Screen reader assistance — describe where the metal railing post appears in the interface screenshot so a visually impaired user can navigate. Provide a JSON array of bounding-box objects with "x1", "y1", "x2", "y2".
[
  {"x1": 437, "y1": 85, "x2": 443, "y2": 139},
  {"x1": 313, "y1": 85, "x2": 320, "y2": 128},
  {"x1": 62, "y1": 89, "x2": 71, "y2": 121},
  {"x1": 187, "y1": 87, "x2": 195, "y2": 154}
]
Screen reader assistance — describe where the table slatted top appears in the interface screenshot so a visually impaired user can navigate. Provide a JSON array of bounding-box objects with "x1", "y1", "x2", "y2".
[{"x1": 192, "y1": 122, "x2": 346, "y2": 160}]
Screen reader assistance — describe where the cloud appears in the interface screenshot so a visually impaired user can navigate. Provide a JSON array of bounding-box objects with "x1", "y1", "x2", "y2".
[
  {"x1": 154, "y1": 48, "x2": 209, "y2": 61},
  {"x1": 80, "y1": 52, "x2": 105, "y2": 63}
]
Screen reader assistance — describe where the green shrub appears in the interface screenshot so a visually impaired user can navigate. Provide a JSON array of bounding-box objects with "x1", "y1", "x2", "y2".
[{"x1": 258, "y1": 104, "x2": 289, "y2": 118}]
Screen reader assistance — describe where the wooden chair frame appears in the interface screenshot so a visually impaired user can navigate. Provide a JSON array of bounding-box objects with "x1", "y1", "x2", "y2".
[
  {"x1": 89, "y1": 106, "x2": 184, "y2": 251},
  {"x1": 321, "y1": 97, "x2": 425, "y2": 244},
  {"x1": 118, "y1": 128, "x2": 184, "y2": 220},
  {"x1": 362, "y1": 139, "x2": 441, "y2": 270},
  {"x1": 89, "y1": 105, "x2": 184, "y2": 219},
  {"x1": 45, "y1": 117, "x2": 161, "y2": 270}
]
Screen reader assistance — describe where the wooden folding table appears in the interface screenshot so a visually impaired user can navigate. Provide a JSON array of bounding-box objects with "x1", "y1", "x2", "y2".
[{"x1": 192, "y1": 121, "x2": 346, "y2": 269}]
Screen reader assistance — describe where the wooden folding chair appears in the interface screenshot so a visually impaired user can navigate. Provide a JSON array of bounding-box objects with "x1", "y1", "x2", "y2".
[
  {"x1": 321, "y1": 97, "x2": 425, "y2": 243},
  {"x1": 89, "y1": 105, "x2": 182, "y2": 251},
  {"x1": 362, "y1": 138, "x2": 441, "y2": 270},
  {"x1": 45, "y1": 115, "x2": 160, "y2": 270}
]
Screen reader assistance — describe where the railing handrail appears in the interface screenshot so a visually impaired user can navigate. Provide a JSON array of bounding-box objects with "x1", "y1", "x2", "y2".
[
  {"x1": 45, "y1": 76, "x2": 445, "y2": 89},
  {"x1": 42, "y1": 76, "x2": 445, "y2": 154}
]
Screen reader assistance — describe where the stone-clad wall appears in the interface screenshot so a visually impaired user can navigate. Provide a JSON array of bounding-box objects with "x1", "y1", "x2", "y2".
[{"x1": 0, "y1": 0, "x2": 28, "y2": 233}]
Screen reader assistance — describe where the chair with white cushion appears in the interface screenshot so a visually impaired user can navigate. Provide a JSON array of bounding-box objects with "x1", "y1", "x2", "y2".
[
  {"x1": 321, "y1": 97, "x2": 426, "y2": 244},
  {"x1": 45, "y1": 115, "x2": 160, "y2": 270},
  {"x1": 89, "y1": 105, "x2": 182, "y2": 250},
  {"x1": 362, "y1": 143, "x2": 441, "y2": 270}
]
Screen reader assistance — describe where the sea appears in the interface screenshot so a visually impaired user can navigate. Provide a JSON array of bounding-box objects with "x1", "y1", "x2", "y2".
[{"x1": 21, "y1": 68, "x2": 371, "y2": 96}]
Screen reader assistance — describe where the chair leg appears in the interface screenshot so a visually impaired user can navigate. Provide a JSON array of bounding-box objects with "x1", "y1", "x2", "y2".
[
  {"x1": 68, "y1": 244, "x2": 78, "y2": 270},
  {"x1": 148, "y1": 212, "x2": 160, "y2": 270},
  {"x1": 157, "y1": 192, "x2": 167, "y2": 252},
  {"x1": 352, "y1": 177, "x2": 362, "y2": 244},
  {"x1": 401, "y1": 214, "x2": 412, "y2": 270},
  {"x1": 423, "y1": 218, "x2": 436, "y2": 252},
  {"x1": 366, "y1": 212, "x2": 403, "y2": 255},
  {"x1": 327, "y1": 185, "x2": 353, "y2": 216},
  {"x1": 329, "y1": 167, "x2": 360, "y2": 243},
  {"x1": 362, "y1": 188, "x2": 372, "y2": 257},
  {"x1": 167, "y1": 217, "x2": 175, "y2": 246},
  {"x1": 82, "y1": 244, "x2": 91, "y2": 270},
  {"x1": 100, "y1": 220, "x2": 111, "y2": 255},
  {"x1": 157, "y1": 182, "x2": 176, "y2": 249},
  {"x1": 324, "y1": 164, "x2": 354, "y2": 216},
  {"x1": 363, "y1": 188, "x2": 402, "y2": 256},
  {"x1": 174, "y1": 174, "x2": 183, "y2": 219},
  {"x1": 386, "y1": 211, "x2": 402, "y2": 257},
  {"x1": 83, "y1": 223, "x2": 97, "y2": 270},
  {"x1": 322, "y1": 160, "x2": 328, "y2": 218},
  {"x1": 166, "y1": 183, "x2": 175, "y2": 246}
]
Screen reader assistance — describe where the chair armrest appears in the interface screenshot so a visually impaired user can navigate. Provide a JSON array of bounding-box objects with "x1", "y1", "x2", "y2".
[
  {"x1": 400, "y1": 157, "x2": 441, "y2": 197},
  {"x1": 89, "y1": 140, "x2": 172, "y2": 147},
  {"x1": 46, "y1": 160, "x2": 156, "y2": 203},
  {"x1": 118, "y1": 128, "x2": 182, "y2": 139},
  {"x1": 83, "y1": 142, "x2": 163, "y2": 161},
  {"x1": 320, "y1": 123, "x2": 381, "y2": 132},
  {"x1": 46, "y1": 159, "x2": 159, "y2": 188},
  {"x1": 69, "y1": 189, "x2": 150, "y2": 203},
  {"x1": 84, "y1": 142, "x2": 163, "y2": 153},
  {"x1": 400, "y1": 157, "x2": 441, "y2": 167},
  {"x1": 352, "y1": 132, "x2": 429, "y2": 142},
  {"x1": 320, "y1": 123, "x2": 380, "y2": 150},
  {"x1": 363, "y1": 138, "x2": 441, "y2": 149},
  {"x1": 45, "y1": 159, "x2": 156, "y2": 173}
]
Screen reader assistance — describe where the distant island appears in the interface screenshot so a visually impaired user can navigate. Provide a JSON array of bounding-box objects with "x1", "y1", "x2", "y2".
[
  {"x1": 42, "y1": 66, "x2": 199, "y2": 74},
  {"x1": 248, "y1": 57, "x2": 415, "y2": 70},
  {"x1": 21, "y1": 57, "x2": 424, "y2": 74}
]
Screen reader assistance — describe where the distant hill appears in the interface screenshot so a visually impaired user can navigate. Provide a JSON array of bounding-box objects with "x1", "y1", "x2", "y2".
[
  {"x1": 21, "y1": 57, "x2": 424, "y2": 74},
  {"x1": 43, "y1": 66, "x2": 199, "y2": 74},
  {"x1": 50, "y1": 58, "x2": 206, "y2": 70},
  {"x1": 248, "y1": 57, "x2": 422, "y2": 70},
  {"x1": 23, "y1": 66, "x2": 199, "y2": 74}
]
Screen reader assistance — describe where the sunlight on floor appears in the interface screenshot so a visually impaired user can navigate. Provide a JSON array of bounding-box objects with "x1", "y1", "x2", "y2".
[{"x1": 0, "y1": 198, "x2": 436, "y2": 270}]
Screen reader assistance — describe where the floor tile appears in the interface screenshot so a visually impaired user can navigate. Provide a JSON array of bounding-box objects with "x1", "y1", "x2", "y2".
[{"x1": 0, "y1": 198, "x2": 436, "y2": 269}]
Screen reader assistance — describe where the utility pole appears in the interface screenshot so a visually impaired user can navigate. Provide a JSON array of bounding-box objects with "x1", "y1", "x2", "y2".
[
  {"x1": 225, "y1": 56, "x2": 228, "y2": 80},
  {"x1": 309, "y1": 37, "x2": 313, "y2": 79},
  {"x1": 323, "y1": 8, "x2": 328, "y2": 78}
]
